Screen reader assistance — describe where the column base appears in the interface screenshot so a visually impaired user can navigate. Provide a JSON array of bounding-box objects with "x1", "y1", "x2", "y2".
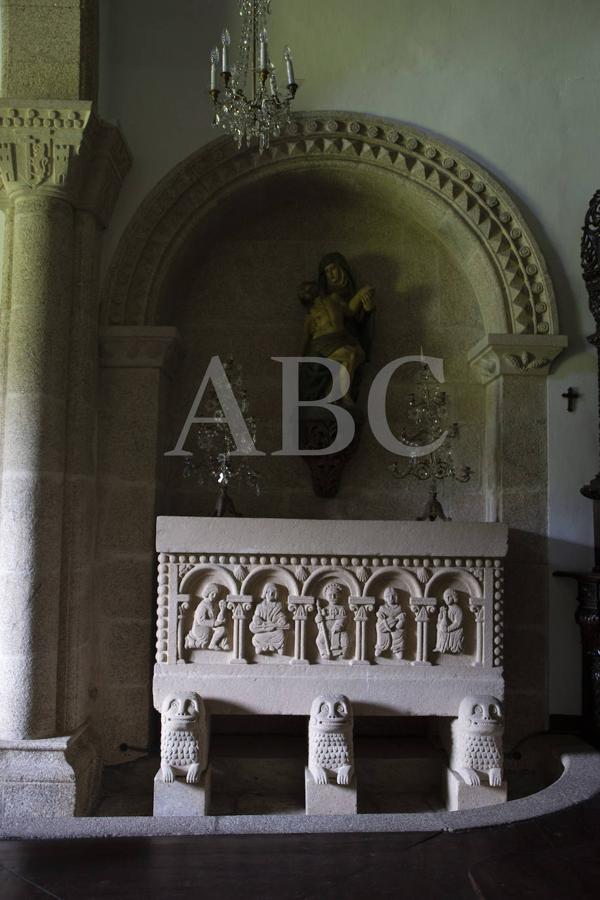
[
  {"x1": 305, "y1": 766, "x2": 357, "y2": 815},
  {"x1": 0, "y1": 723, "x2": 101, "y2": 817},
  {"x1": 153, "y1": 767, "x2": 212, "y2": 816},
  {"x1": 445, "y1": 768, "x2": 507, "y2": 811}
]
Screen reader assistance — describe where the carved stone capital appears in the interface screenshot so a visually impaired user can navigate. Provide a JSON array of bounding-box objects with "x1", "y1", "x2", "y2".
[
  {"x1": 0, "y1": 100, "x2": 131, "y2": 226},
  {"x1": 468, "y1": 333, "x2": 568, "y2": 384},
  {"x1": 99, "y1": 326, "x2": 183, "y2": 376}
]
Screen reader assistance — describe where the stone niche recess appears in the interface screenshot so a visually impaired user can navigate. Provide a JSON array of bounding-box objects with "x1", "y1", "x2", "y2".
[{"x1": 97, "y1": 112, "x2": 567, "y2": 765}]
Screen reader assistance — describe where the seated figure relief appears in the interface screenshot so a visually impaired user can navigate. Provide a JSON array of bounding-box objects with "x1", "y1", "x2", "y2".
[
  {"x1": 315, "y1": 582, "x2": 349, "y2": 660},
  {"x1": 249, "y1": 582, "x2": 290, "y2": 655},
  {"x1": 374, "y1": 587, "x2": 406, "y2": 659},
  {"x1": 185, "y1": 582, "x2": 230, "y2": 652}
]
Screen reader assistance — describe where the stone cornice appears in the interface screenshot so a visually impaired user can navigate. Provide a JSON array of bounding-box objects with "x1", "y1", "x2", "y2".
[
  {"x1": 99, "y1": 326, "x2": 183, "y2": 376},
  {"x1": 468, "y1": 333, "x2": 568, "y2": 383},
  {"x1": 0, "y1": 99, "x2": 131, "y2": 226}
]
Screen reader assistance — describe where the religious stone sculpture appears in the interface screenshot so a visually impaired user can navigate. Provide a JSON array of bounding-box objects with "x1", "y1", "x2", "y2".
[
  {"x1": 452, "y1": 695, "x2": 504, "y2": 787},
  {"x1": 374, "y1": 587, "x2": 406, "y2": 659},
  {"x1": 185, "y1": 583, "x2": 230, "y2": 651},
  {"x1": 299, "y1": 252, "x2": 375, "y2": 407},
  {"x1": 308, "y1": 694, "x2": 354, "y2": 785},
  {"x1": 315, "y1": 582, "x2": 349, "y2": 660},
  {"x1": 249, "y1": 582, "x2": 290, "y2": 655},
  {"x1": 434, "y1": 588, "x2": 464, "y2": 654},
  {"x1": 298, "y1": 253, "x2": 375, "y2": 498},
  {"x1": 160, "y1": 692, "x2": 207, "y2": 784}
]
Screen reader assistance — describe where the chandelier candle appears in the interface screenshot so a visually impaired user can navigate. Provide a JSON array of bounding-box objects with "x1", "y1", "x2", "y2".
[{"x1": 221, "y1": 29, "x2": 230, "y2": 75}]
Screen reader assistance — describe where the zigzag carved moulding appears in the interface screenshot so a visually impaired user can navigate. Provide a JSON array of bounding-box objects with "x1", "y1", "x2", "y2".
[{"x1": 103, "y1": 113, "x2": 557, "y2": 337}]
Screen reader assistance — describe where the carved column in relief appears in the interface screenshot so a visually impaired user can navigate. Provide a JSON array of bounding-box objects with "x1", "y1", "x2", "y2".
[
  {"x1": 288, "y1": 596, "x2": 314, "y2": 664},
  {"x1": 227, "y1": 595, "x2": 253, "y2": 663},
  {"x1": 469, "y1": 597, "x2": 486, "y2": 665},
  {"x1": 349, "y1": 597, "x2": 374, "y2": 664},
  {"x1": 176, "y1": 596, "x2": 192, "y2": 663},
  {"x1": 409, "y1": 597, "x2": 437, "y2": 665}
]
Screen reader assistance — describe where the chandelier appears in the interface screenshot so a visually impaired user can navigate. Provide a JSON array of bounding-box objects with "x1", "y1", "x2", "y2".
[
  {"x1": 388, "y1": 364, "x2": 472, "y2": 521},
  {"x1": 209, "y1": 0, "x2": 299, "y2": 152}
]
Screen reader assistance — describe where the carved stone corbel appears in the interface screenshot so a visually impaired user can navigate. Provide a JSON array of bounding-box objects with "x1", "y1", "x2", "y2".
[{"x1": 468, "y1": 333, "x2": 567, "y2": 384}]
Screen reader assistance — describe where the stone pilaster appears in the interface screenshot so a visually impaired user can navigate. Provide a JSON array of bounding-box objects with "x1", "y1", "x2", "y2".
[
  {"x1": 94, "y1": 327, "x2": 182, "y2": 764},
  {"x1": 469, "y1": 333, "x2": 567, "y2": 743},
  {"x1": 0, "y1": 102, "x2": 130, "y2": 813}
]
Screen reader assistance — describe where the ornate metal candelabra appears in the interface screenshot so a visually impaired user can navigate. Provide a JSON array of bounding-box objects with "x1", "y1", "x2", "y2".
[
  {"x1": 388, "y1": 364, "x2": 471, "y2": 521},
  {"x1": 209, "y1": 0, "x2": 299, "y2": 153},
  {"x1": 183, "y1": 357, "x2": 260, "y2": 516}
]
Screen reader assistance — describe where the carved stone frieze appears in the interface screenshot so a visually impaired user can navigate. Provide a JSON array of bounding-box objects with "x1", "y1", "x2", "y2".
[
  {"x1": 103, "y1": 112, "x2": 558, "y2": 334},
  {"x1": 468, "y1": 333, "x2": 568, "y2": 384},
  {"x1": 156, "y1": 548, "x2": 502, "y2": 668}
]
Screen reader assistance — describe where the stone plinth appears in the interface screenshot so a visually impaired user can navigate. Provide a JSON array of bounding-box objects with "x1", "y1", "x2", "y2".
[
  {"x1": 446, "y1": 769, "x2": 507, "y2": 811},
  {"x1": 153, "y1": 768, "x2": 211, "y2": 817},
  {"x1": 305, "y1": 767, "x2": 357, "y2": 816},
  {"x1": 0, "y1": 724, "x2": 100, "y2": 817}
]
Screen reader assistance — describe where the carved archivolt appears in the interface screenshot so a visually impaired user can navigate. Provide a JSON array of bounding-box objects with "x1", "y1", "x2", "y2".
[
  {"x1": 156, "y1": 551, "x2": 503, "y2": 670},
  {"x1": 103, "y1": 112, "x2": 557, "y2": 336}
]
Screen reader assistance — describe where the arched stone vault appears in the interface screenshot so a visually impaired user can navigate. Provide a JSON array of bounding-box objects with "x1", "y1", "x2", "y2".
[{"x1": 103, "y1": 112, "x2": 558, "y2": 338}]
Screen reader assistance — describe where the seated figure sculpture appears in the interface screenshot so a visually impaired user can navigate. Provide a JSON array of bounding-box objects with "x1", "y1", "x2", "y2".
[
  {"x1": 315, "y1": 582, "x2": 349, "y2": 660},
  {"x1": 374, "y1": 587, "x2": 406, "y2": 658},
  {"x1": 249, "y1": 582, "x2": 290, "y2": 655},
  {"x1": 185, "y1": 582, "x2": 229, "y2": 651}
]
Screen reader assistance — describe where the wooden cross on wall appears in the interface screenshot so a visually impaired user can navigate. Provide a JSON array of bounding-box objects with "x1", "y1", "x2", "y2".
[{"x1": 562, "y1": 386, "x2": 580, "y2": 412}]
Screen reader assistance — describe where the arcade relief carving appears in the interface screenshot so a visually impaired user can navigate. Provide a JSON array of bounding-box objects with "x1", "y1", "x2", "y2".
[{"x1": 156, "y1": 551, "x2": 503, "y2": 670}]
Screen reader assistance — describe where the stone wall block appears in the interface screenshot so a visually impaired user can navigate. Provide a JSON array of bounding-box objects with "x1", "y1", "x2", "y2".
[
  {"x1": 1, "y1": 2, "x2": 95, "y2": 100},
  {"x1": 98, "y1": 368, "x2": 164, "y2": 479},
  {"x1": 103, "y1": 619, "x2": 154, "y2": 687},
  {"x1": 96, "y1": 480, "x2": 158, "y2": 556},
  {"x1": 97, "y1": 685, "x2": 153, "y2": 765},
  {"x1": 96, "y1": 553, "x2": 155, "y2": 620}
]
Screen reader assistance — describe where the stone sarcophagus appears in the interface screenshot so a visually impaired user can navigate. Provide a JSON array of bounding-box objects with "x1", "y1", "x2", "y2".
[{"x1": 153, "y1": 517, "x2": 508, "y2": 814}]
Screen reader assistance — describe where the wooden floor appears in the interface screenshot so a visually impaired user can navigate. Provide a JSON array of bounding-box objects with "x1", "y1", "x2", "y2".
[{"x1": 1, "y1": 791, "x2": 599, "y2": 900}]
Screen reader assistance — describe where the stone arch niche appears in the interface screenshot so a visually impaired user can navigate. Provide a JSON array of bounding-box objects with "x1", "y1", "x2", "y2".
[{"x1": 96, "y1": 113, "x2": 567, "y2": 760}]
